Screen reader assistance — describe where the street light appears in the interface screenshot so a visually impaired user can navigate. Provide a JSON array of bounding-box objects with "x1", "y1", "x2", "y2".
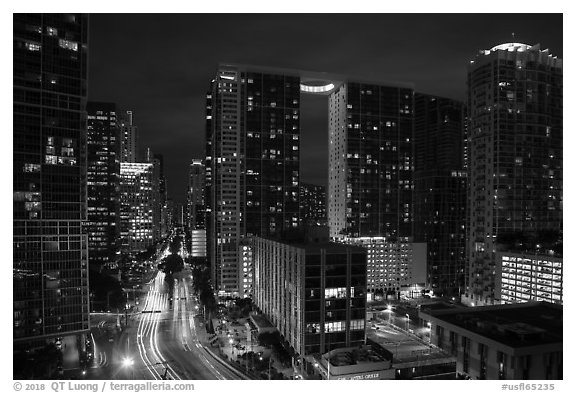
[
  {"x1": 259, "y1": 355, "x2": 273, "y2": 380},
  {"x1": 122, "y1": 357, "x2": 134, "y2": 379},
  {"x1": 386, "y1": 304, "x2": 393, "y2": 323}
]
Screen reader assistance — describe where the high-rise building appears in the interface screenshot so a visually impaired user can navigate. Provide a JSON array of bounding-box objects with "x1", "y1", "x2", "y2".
[
  {"x1": 325, "y1": 80, "x2": 416, "y2": 304},
  {"x1": 413, "y1": 94, "x2": 467, "y2": 296},
  {"x1": 465, "y1": 43, "x2": 562, "y2": 306},
  {"x1": 206, "y1": 65, "x2": 301, "y2": 295},
  {"x1": 188, "y1": 159, "x2": 206, "y2": 229},
  {"x1": 13, "y1": 14, "x2": 90, "y2": 356},
  {"x1": 145, "y1": 147, "x2": 163, "y2": 242},
  {"x1": 328, "y1": 82, "x2": 414, "y2": 239},
  {"x1": 204, "y1": 88, "x2": 214, "y2": 271},
  {"x1": 188, "y1": 159, "x2": 206, "y2": 261},
  {"x1": 120, "y1": 163, "x2": 154, "y2": 252},
  {"x1": 206, "y1": 64, "x2": 415, "y2": 296},
  {"x1": 165, "y1": 198, "x2": 176, "y2": 231},
  {"x1": 153, "y1": 153, "x2": 168, "y2": 237},
  {"x1": 118, "y1": 110, "x2": 138, "y2": 163},
  {"x1": 86, "y1": 102, "x2": 121, "y2": 269},
  {"x1": 300, "y1": 182, "x2": 327, "y2": 226}
]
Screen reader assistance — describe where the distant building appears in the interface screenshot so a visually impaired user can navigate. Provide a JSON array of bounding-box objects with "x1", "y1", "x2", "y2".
[
  {"x1": 414, "y1": 93, "x2": 466, "y2": 297},
  {"x1": 13, "y1": 13, "x2": 90, "y2": 361},
  {"x1": 118, "y1": 110, "x2": 138, "y2": 162},
  {"x1": 153, "y1": 153, "x2": 168, "y2": 238},
  {"x1": 145, "y1": 147, "x2": 163, "y2": 242},
  {"x1": 188, "y1": 159, "x2": 207, "y2": 261},
  {"x1": 495, "y1": 251, "x2": 562, "y2": 305},
  {"x1": 86, "y1": 102, "x2": 121, "y2": 268},
  {"x1": 252, "y1": 233, "x2": 367, "y2": 357},
  {"x1": 420, "y1": 302, "x2": 562, "y2": 380},
  {"x1": 342, "y1": 237, "x2": 426, "y2": 300},
  {"x1": 300, "y1": 182, "x2": 327, "y2": 226},
  {"x1": 466, "y1": 43, "x2": 562, "y2": 306},
  {"x1": 120, "y1": 163, "x2": 154, "y2": 252}
]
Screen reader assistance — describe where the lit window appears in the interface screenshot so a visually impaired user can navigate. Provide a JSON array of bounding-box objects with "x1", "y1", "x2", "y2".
[
  {"x1": 25, "y1": 42, "x2": 41, "y2": 52},
  {"x1": 58, "y1": 39, "x2": 78, "y2": 51}
]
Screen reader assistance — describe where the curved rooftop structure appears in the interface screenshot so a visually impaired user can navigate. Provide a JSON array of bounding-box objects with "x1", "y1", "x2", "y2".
[{"x1": 490, "y1": 42, "x2": 532, "y2": 52}]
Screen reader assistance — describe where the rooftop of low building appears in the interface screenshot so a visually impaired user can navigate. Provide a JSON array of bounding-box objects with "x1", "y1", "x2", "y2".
[{"x1": 420, "y1": 301, "x2": 562, "y2": 348}]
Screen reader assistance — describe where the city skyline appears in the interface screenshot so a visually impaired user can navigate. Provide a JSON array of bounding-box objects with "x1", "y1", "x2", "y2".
[
  {"x1": 11, "y1": 11, "x2": 564, "y2": 382},
  {"x1": 87, "y1": 13, "x2": 562, "y2": 203}
]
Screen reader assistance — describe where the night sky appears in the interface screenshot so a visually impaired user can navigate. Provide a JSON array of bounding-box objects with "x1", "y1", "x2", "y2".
[{"x1": 88, "y1": 13, "x2": 562, "y2": 204}]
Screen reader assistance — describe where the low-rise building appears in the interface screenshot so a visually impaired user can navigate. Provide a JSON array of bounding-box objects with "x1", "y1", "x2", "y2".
[
  {"x1": 419, "y1": 302, "x2": 562, "y2": 380},
  {"x1": 253, "y1": 233, "x2": 367, "y2": 357},
  {"x1": 312, "y1": 346, "x2": 394, "y2": 380},
  {"x1": 342, "y1": 237, "x2": 427, "y2": 300}
]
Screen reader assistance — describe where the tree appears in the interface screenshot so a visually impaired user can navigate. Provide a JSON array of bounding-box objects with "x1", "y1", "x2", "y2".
[
  {"x1": 161, "y1": 253, "x2": 184, "y2": 275},
  {"x1": 89, "y1": 269, "x2": 124, "y2": 311},
  {"x1": 257, "y1": 331, "x2": 280, "y2": 347}
]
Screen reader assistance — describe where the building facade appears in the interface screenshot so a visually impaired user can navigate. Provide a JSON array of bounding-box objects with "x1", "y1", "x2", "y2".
[
  {"x1": 414, "y1": 94, "x2": 466, "y2": 296},
  {"x1": 13, "y1": 14, "x2": 90, "y2": 352},
  {"x1": 188, "y1": 159, "x2": 206, "y2": 230},
  {"x1": 118, "y1": 110, "x2": 138, "y2": 163},
  {"x1": 300, "y1": 182, "x2": 327, "y2": 226},
  {"x1": 206, "y1": 64, "x2": 415, "y2": 296},
  {"x1": 342, "y1": 237, "x2": 426, "y2": 300},
  {"x1": 252, "y1": 236, "x2": 367, "y2": 358},
  {"x1": 145, "y1": 147, "x2": 163, "y2": 242},
  {"x1": 495, "y1": 251, "x2": 562, "y2": 305},
  {"x1": 206, "y1": 65, "x2": 301, "y2": 295},
  {"x1": 120, "y1": 163, "x2": 154, "y2": 252},
  {"x1": 420, "y1": 302, "x2": 562, "y2": 380},
  {"x1": 328, "y1": 82, "x2": 414, "y2": 239},
  {"x1": 86, "y1": 102, "x2": 121, "y2": 268},
  {"x1": 466, "y1": 43, "x2": 562, "y2": 305},
  {"x1": 188, "y1": 159, "x2": 207, "y2": 261}
]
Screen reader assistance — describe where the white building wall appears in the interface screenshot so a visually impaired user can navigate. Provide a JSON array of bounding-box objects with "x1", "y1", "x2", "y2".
[{"x1": 328, "y1": 85, "x2": 348, "y2": 238}]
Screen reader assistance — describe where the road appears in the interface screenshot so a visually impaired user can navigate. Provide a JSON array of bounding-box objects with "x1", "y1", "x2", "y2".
[
  {"x1": 130, "y1": 269, "x2": 242, "y2": 380},
  {"x1": 87, "y1": 235, "x2": 245, "y2": 380}
]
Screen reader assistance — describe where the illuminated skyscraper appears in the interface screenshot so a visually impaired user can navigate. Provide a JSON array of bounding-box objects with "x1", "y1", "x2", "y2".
[
  {"x1": 413, "y1": 94, "x2": 466, "y2": 296},
  {"x1": 13, "y1": 14, "x2": 90, "y2": 356},
  {"x1": 86, "y1": 102, "x2": 121, "y2": 268},
  {"x1": 120, "y1": 163, "x2": 154, "y2": 252},
  {"x1": 328, "y1": 82, "x2": 414, "y2": 239},
  {"x1": 118, "y1": 110, "x2": 138, "y2": 163},
  {"x1": 188, "y1": 159, "x2": 206, "y2": 230},
  {"x1": 207, "y1": 64, "x2": 415, "y2": 296},
  {"x1": 206, "y1": 65, "x2": 300, "y2": 296},
  {"x1": 465, "y1": 43, "x2": 562, "y2": 306},
  {"x1": 145, "y1": 147, "x2": 163, "y2": 242},
  {"x1": 187, "y1": 159, "x2": 206, "y2": 261}
]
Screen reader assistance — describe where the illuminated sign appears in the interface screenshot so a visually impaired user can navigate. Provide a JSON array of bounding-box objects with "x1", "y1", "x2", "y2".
[{"x1": 336, "y1": 372, "x2": 381, "y2": 380}]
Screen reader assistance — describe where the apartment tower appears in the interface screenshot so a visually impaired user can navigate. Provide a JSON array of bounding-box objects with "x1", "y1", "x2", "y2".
[{"x1": 466, "y1": 43, "x2": 562, "y2": 305}]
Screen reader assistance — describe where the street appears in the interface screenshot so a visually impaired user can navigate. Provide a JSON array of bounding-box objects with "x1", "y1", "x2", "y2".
[{"x1": 86, "y1": 236, "x2": 244, "y2": 380}]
